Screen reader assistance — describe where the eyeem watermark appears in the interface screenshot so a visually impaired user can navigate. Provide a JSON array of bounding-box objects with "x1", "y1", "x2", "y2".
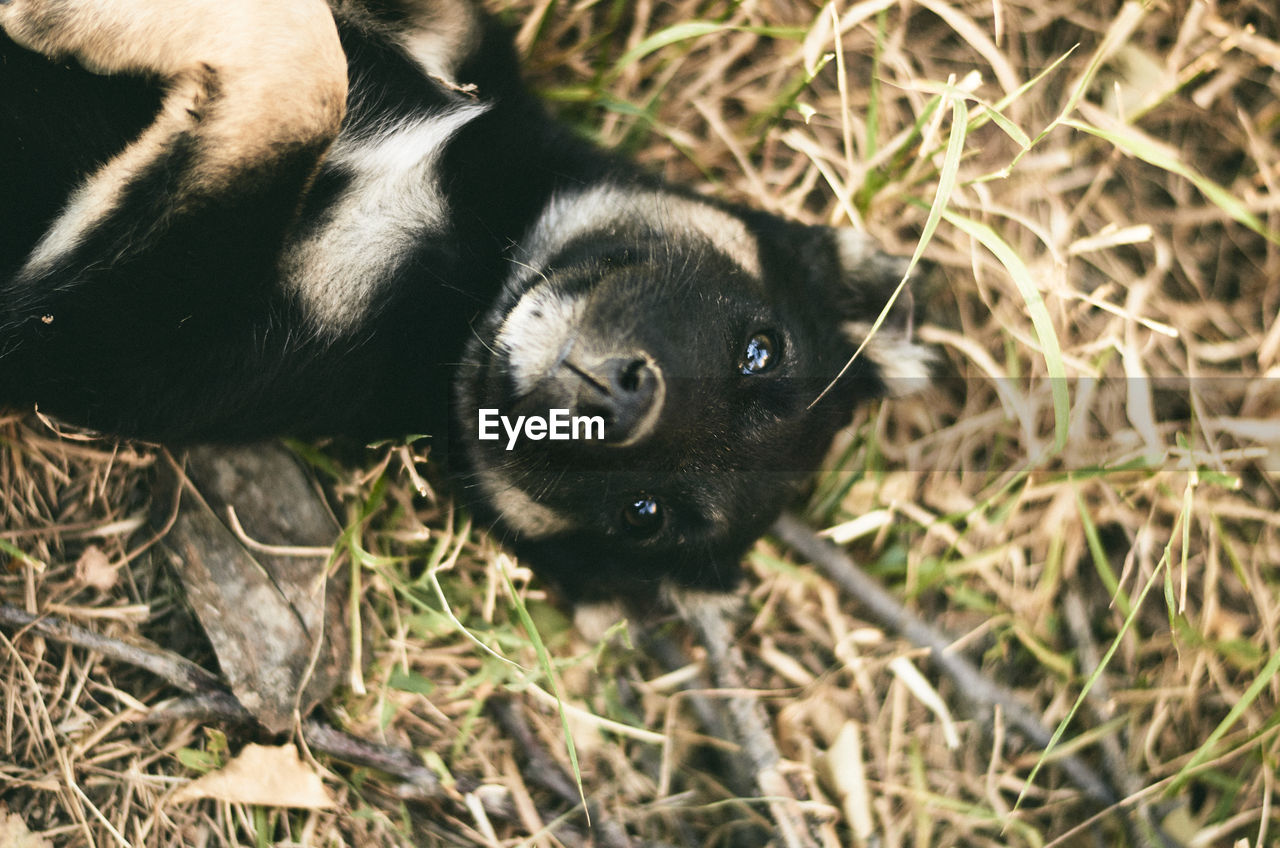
[{"x1": 478, "y1": 408, "x2": 605, "y2": 450}]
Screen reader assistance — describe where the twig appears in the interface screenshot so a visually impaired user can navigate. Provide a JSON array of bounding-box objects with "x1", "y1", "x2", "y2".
[
  {"x1": 674, "y1": 593, "x2": 824, "y2": 848},
  {"x1": 140, "y1": 691, "x2": 255, "y2": 724},
  {"x1": 142, "y1": 692, "x2": 493, "y2": 806},
  {"x1": 300, "y1": 718, "x2": 455, "y2": 801},
  {"x1": 488, "y1": 696, "x2": 582, "y2": 805},
  {"x1": 140, "y1": 691, "x2": 461, "y2": 803},
  {"x1": 0, "y1": 603, "x2": 224, "y2": 694},
  {"x1": 488, "y1": 696, "x2": 632, "y2": 848},
  {"x1": 1063, "y1": 591, "x2": 1179, "y2": 848},
  {"x1": 0, "y1": 603, "x2": 502, "y2": 816},
  {"x1": 771, "y1": 512, "x2": 1121, "y2": 807},
  {"x1": 640, "y1": 632, "x2": 751, "y2": 792}
]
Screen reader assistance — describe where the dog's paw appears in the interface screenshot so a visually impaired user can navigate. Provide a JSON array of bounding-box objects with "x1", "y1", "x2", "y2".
[
  {"x1": 0, "y1": 0, "x2": 178, "y2": 75},
  {"x1": 1, "y1": 0, "x2": 82, "y2": 62},
  {"x1": 2, "y1": 0, "x2": 346, "y2": 160},
  {"x1": 1, "y1": 0, "x2": 345, "y2": 87}
]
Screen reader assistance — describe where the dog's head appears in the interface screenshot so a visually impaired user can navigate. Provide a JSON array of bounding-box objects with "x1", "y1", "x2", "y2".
[{"x1": 457, "y1": 183, "x2": 930, "y2": 604}]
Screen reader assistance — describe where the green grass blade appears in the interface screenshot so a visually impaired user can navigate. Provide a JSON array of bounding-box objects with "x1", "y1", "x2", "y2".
[
  {"x1": 611, "y1": 21, "x2": 805, "y2": 75},
  {"x1": 974, "y1": 103, "x2": 1030, "y2": 151},
  {"x1": 1064, "y1": 118, "x2": 1279, "y2": 245},
  {"x1": 811, "y1": 87, "x2": 966, "y2": 408},
  {"x1": 1168, "y1": 476, "x2": 1278, "y2": 792},
  {"x1": 1072, "y1": 483, "x2": 1133, "y2": 619},
  {"x1": 0, "y1": 539, "x2": 42, "y2": 569},
  {"x1": 916, "y1": 90, "x2": 968, "y2": 272},
  {"x1": 943, "y1": 210, "x2": 1070, "y2": 453},
  {"x1": 498, "y1": 561, "x2": 590, "y2": 818},
  {"x1": 988, "y1": 45, "x2": 1079, "y2": 117},
  {"x1": 1057, "y1": 2, "x2": 1146, "y2": 123},
  {"x1": 865, "y1": 8, "x2": 888, "y2": 159},
  {"x1": 1015, "y1": 506, "x2": 1181, "y2": 809}
]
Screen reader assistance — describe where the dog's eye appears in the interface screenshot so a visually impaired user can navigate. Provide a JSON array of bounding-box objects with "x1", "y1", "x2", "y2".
[
  {"x1": 620, "y1": 496, "x2": 664, "y2": 537},
  {"x1": 740, "y1": 332, "x2": 778, "y2": 375}
]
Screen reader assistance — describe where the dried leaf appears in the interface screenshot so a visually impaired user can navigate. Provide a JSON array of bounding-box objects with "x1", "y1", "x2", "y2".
[
  {"x1": 173, "y1": 743, "x2": 335, "y2": 809},
  {"x1": 0, "y1": 812, "x2": 54, "y2": 848},
  {"x1": 74, "y1": 545, "x2": 117, "y2": 592},
  {"x1": 161, "y1": 444, "x2": 349, "y2": 733}
]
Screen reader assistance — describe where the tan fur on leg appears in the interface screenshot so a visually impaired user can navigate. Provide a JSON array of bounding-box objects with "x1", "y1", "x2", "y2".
[{"x1": 3, "y1": 0, "x2": 348, "y2": 275}]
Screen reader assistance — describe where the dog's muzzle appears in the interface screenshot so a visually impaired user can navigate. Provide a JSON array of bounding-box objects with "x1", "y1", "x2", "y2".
[
  {"x1": 517, "y1": 351, "x2": 666, "y2": 447},
  {"x1": 565, "y1": 353, "x2": 665, "y2": 446}
]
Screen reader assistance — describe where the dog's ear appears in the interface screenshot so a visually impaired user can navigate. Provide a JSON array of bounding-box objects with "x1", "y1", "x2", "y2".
[{"x1": 826, "y1": 228, "x2": 932, "y2": 397}]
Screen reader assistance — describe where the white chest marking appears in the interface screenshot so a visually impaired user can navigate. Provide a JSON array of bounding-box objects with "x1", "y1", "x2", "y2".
[{"x1": 283, "y1": 102, "x2": 489, "y2": 334}]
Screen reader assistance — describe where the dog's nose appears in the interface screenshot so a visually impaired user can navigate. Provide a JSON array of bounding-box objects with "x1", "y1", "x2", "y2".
[{"x1": 567, "y1": 355, "x2": 665, "y2": 446}]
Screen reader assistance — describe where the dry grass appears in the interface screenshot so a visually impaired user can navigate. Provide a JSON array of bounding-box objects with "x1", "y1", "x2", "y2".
[{"x1": 3, "y1": 0, "x2": 1279, "y2": 845}]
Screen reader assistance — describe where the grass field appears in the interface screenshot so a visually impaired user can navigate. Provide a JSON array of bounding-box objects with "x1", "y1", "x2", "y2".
[{"x1": 2, "y1": 0, "x2": 1278, "y2": 845}]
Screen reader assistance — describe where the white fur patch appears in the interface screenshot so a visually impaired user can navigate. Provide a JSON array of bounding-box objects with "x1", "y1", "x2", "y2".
[
  {"x1": 283, "y1": 102, "x2": 489, "y2": 333},
  {"x1": 493, "y1": 283, "x2": 587, "y2": 396},
  {"x1": 493, "y1": 285, "x2": 670, "y2": 437},
  {"x1": 573, "y1": 600, "x2": 628, "y2": 641},
  {"x1": 515, "y1": 184, "x2": 764, "y2": 283},
  {"x1": 842, "y1": 321, "x2": 934, "y2": 396},
  {"x1": 664, "y1": 585, "x2": 745, "y2": 619},
  {"x1": 476, "y1": 469, "x2": 573, "y2": 539},
  {"x1": 832, "y1": 227, "x2": 881, "y2": 269},
  {"x1": 20, "y1": 172, "x2": 119, "y2": 280}
]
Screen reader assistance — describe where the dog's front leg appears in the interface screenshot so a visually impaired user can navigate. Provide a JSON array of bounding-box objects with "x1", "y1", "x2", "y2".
[{"x1": 0, "y1": 0, "x2": 347, "y2": 285}]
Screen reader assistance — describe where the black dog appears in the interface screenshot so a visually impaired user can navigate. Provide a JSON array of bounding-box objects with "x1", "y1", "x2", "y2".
[{"x1": 0, "y1": 0, "x2": 928, "y2": 604}]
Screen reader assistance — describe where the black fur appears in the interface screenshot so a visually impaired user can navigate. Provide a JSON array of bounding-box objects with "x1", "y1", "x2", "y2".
[{"x1": 0, "y1": 2, "x2": 922, "y2": 605}]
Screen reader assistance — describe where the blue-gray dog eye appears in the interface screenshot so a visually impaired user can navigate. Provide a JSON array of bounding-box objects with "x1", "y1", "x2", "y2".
[
  {"x1": 621, "y1": 497, "x2": 664, "y2": 536},
  {"x1": 740, "y1": 332, "x2": 778, "y2": 375}
]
